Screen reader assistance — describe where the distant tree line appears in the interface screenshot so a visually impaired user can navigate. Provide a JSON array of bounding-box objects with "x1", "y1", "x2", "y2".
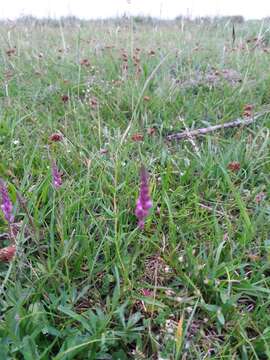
[
  {"x1": 175, "y1": 15, "x2": 245, "y2": 24},
  {"x1": 0, "y1": 14, "x2": 269, "y2": 27}
]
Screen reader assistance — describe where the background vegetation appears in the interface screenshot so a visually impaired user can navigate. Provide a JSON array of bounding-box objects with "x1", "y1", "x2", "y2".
[{"x1": 0, "y1": 15, "x2": 270, "y2": 359}]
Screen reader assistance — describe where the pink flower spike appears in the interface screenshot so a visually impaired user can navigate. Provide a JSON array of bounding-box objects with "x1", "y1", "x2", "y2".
[
  {"x1": 51, "y1": 161, "x2": 62, "y2": 189},
  {"x1": 0, "y1": 179, "x2": 14, "y2": 223},
  {"x1": 135, "y1": 166, "x2": 152, "y2": 229}
]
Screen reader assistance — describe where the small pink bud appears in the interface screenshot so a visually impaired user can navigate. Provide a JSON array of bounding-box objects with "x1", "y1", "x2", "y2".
[
  {"x1": 51, "y1": 161, "x2": 62, "y2": 189},
  {"x1": 135, "y1": 166, "x2": 152, "y2": 229},
  {"x1": 0, "y1": 179, "x2": 14, "y2": 223}
]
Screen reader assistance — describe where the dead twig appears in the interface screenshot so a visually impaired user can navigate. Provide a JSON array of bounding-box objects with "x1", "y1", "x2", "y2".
[
  {"x1": 198, "y1": 203, "x2": 233, "y2": 220},
  {"x1": 166, "y1": 111, "x2": 268, "y2": 141}
]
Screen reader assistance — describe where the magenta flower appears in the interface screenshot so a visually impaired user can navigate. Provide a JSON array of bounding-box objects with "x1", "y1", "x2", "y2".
[
  {"x1": 0, "y1": 179, "x2": 14, "y2": 223},
  {"x1": 135, "y1": 166, "x2": 152, "y2": 229},
  {"x1": 51, "y1": 161, "x2": 62, "y2": 189}
]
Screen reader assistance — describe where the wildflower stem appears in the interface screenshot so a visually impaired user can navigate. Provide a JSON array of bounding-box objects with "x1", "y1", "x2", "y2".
[
  {"x1": 7, "y1": 222, "x2": 15, "y2": 244},
  {"x1": 113, "y1": 157, "x2": 131, "y2": 287},
  {"x1": 16, "y1": 191, "x2": 45, "y2": 261}
]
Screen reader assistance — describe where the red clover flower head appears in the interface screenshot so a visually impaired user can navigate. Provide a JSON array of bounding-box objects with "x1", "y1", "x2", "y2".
[
  {"x1": 0, "y1": 245, "x2": 16, "y2": 262},
  {"x1": 135, "y1": 166, "x2": 152, "y2": 229},
  {"x1": 51, "y1": 161, "x2": 62, "y2": 189},
  {"x1": 0, "y1": 179, "x2": 14, "y2": 223}
]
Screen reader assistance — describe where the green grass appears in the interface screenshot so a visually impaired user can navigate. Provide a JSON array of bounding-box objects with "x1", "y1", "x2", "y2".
[{"x1": 0, "y1": 17, "x2": 270, "y2": 359}]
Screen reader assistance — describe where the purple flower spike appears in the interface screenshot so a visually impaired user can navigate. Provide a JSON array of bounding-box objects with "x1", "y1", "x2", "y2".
[
  {"x1": 52, "y1": 161, "x2": 62, "y2": 189},
  {"x1": 135, "y1": 166, "x2": 152, "y2": 229},
  {"x1": 0, "y1": 179, "x2": 14, "y2": 223}
]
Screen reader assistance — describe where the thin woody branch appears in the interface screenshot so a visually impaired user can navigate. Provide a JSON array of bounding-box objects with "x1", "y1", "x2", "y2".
[{"x1": 166, "y1": 111, "x2": 268, "y2": 141}]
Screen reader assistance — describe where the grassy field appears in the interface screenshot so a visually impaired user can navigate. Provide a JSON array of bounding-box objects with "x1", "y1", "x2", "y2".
[{"x1": 0, "y1": 16, "x2": 270, "y2": 359}]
